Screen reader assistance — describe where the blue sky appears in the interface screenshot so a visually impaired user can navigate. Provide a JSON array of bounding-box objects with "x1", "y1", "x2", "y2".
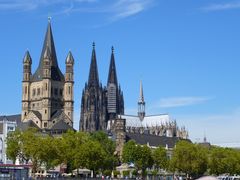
[{"x1": 0, "y1": 0, "x2": 240, "y2": 146}]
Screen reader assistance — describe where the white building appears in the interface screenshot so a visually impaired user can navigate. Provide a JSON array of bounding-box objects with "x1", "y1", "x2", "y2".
[{"x1": 0, "y1": 115, "x2": 19, "y2": 164}]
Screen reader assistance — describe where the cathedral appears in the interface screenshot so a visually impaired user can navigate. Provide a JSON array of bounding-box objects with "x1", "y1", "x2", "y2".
[
  {"x1": 79, "y1": 44, "x2": 124, "y2": 132},
  {"x1": 21, "y1": 20, "x2": 74, "y2": 132},
  {"x1": 19, "y1": 21, "x2": 188, "y2": 144}
]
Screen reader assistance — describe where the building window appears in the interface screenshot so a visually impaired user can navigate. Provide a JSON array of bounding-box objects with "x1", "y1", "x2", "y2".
[
  {"x1": 54, "y1": 88, "x2": 58, "y2": 96},
  {"x1": 60, "y1": 89, "x2": 63, "y2": 96},
  {"x1": 25, "y1": 86, "x2": 27, "y2": 94},
  {"x1": 36, "y1": 121, "x2": 38, "y2": 124},
  {"x1": 45, "y1": 110, "x2": 47, "y2": 114},
  {"x1": 45, "y1": 83, "x2": 48, "y2": 91},
  {"x1": 37, "y1": 88, "x2": 40, "y2": 95},
  {"x1": 44, "y1": 122, "x2": 47, "y2": 128},
  {"x1": 32, "y1": 89, "x2": 36, "y2": 96},
  {"x1": 68, "y1": 86, "x2": 71, "y2": 94}
]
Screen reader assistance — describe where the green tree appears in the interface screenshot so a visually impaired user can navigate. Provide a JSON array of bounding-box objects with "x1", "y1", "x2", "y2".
[
  {"x1": 122, "y1": 141, "x2": 153, "y2": 178},
  {"x1": 169, "y1": 141, "x2": 207, "y2": 179},
  {"x1": 122, "y1": 140, "x2": 138, "y2": 163},
  {"x1": 152, "y1": 146, "x2": 168, "y2": 170},
  {"x1": 6, "y1": 129, "x2": 22, "y2": 163},
  {"x1": 75, "y1": 139, "x2": 106, "y2": 177},
  {"x1": 91, "y1": 131, "x2": 118, "y2": 171},
  {"x1": 209, "y1": 146, "x2": 240, "y2": 175}
]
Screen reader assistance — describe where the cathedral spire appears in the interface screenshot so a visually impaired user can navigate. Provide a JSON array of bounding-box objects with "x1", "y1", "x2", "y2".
[
  {"x1": 139, "y1": 80, "x2": 144, "y2": 103},
  {"x1": 88, "y1": 42, "x2": 99, "y2": 88},
  {"x1": 32, "y1": 20, "x2": 64, "y2": 81},
  {"x1": 107, "y1": 46, "x2": 118, "y2": 85},
  {"x1": 138, "y1": 80, "x2": 145, "y2": 121}
]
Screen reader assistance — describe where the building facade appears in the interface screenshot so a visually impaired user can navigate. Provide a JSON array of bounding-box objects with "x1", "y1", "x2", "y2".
[
  {"x1": 0, "y1": 115, "x2": 19, "y2": 164},
  {"x1": 21, "y1": 21, "x2": 74, "y2": 131},
  {"x1": 79, "y1": 44, "x2": 124, "y2": 132}
]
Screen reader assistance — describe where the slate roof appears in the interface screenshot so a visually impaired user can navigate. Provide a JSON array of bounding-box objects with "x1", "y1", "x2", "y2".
[
  {"x1": 17, "y1": 120, "x2": 40, "y2": 131},
  {"x1": 0, "y1": 114, "x2": 21, "y2": 124},
  {"x1": 120, "y1": 114, "x2": 172, "y2": 128},
  {"x1": 31, "y1": 21, "x2": 64, "y2": 82},
  {"x1": 126, "y1": 132, "x2": 190, "y2": 148},
  {"x1": 51, "y1": 120, "x2": 73, "y2": 130},
  {"x1": 32, "y1": 111, "x2": 42, "y2": 120}
]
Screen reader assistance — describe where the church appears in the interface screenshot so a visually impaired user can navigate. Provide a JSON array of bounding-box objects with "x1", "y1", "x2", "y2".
[
  {"x1": 18, "y1": 20, "x2": 189, "y2": 150},
  {"x1": 21, "y1": 20, "x2": 74, "y2": 133}
]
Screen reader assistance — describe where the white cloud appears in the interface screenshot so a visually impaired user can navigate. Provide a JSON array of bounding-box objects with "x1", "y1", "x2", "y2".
[
  {"x1": 202, "y1": 1, "x2": 240, "y2": 12},
  {"x1": 111, "y1": 0, "x2": 154, "y2": 20},
  {"x1": 159, "y1": 96, "x2": 212, "y2": 108},
  {"x1": 0, "y1": 0, "x2": 155, "y2": 22}
]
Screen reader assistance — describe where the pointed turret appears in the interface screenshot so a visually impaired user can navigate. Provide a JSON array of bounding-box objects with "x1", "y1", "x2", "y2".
[
  {"x1": 88, "y1": 42, "x2": 99, "y2": 88},
  {"x1": 107, "y1": 46, "x2": 118, "y2": 85},
  {"x1": 138, "y1": 80, "x2": 145, "y2": 121},
  {"x1": 32, "y1": 20, "x2": 64, "y2": 81},
  {"x1": 66, "y1": 51, "x2": 74, "y2": 64},
  {"x1": 23, "y1": 51, "x2": 32, "y2": 64},
  {"x1": 139, "y1": 80, "x2": 144, "y2": 103}
]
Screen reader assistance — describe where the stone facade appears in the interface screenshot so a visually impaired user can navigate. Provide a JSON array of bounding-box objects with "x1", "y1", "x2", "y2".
[
  {"x1": 79, "y1": 44, "x2": 124, "y2": 132},
  {"x1": 21, "y1": 21, "x2": 74, "y2": 130}
]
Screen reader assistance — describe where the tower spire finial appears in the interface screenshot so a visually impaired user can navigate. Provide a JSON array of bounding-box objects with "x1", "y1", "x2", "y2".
[
  {"x1": 48, "y1": 16, "x2": 51, "y2": 23},
  {"x1": 138, "y1": 80, "x2": 145, "y2": 121}
]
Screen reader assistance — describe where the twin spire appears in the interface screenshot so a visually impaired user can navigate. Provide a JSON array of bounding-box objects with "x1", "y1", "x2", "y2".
[{"x1": 88, "y1": 43, "x2": 118, "y2": 88}]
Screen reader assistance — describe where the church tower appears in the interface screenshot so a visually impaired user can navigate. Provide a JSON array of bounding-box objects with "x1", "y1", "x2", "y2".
[
  {"x1": 138, "y1": 81, "x2": 145, "y2": 121},
  {"x1": 22, "y1": 51, "x2": 32, "y2": 119},
  {"x1": 107, "y1": 47, "x2": 124, "y2": 120},
  {"x1": 80, "y1": 43, "x2": 107, "y2": 132},
  {"x1": 21, "y1": 20, "x2": 74, "y2": 130}
]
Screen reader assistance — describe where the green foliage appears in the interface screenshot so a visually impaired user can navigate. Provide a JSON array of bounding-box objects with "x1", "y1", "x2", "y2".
[
  {"x1": 208, "y1": 146, "x2": 240, "y2": 175},
  {"x1": 6, "y1": 129, "x2": 21, "y2": 163},
  {"x1": 152, "y1": 146, "x2": 168, "y2": 170},
  {"x1": 122, "y1": 140, "x2": 138, "y2": 163},
  {"x1": 123, "y1": 170, "x2": 130, "y2": 177},
  {"x1": 122, "y1": 141, "x2": 153, "y2": 177},
  {"x1": 90, "y1": 131, "x2": 118, "y2": 171},
  {"x1": 169, "y1": 141, "x2": 208, "y2": 177}
]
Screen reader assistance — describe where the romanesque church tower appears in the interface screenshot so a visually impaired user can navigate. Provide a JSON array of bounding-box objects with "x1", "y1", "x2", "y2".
[
  {"x1": 21, "y1": 20, "x2": 74, "y2": 130},
  {"x1": 80, "y1": 44, "x2": 124, "y2": 132}
]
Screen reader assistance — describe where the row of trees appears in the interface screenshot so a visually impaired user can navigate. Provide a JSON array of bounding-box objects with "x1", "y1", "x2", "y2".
[
  {"x1": 122, "y1": 140, "x2": 240, "y2": 178},
  {"x1": 6, "y1": 129, "x2": 240, "y2": 178},
  {"x1": 6, "y1": 129, "x2": 117, "y2": 176}
]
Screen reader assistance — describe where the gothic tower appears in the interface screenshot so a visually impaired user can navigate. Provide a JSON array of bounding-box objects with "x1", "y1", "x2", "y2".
[
  {"x1": 80, "y1": 43, "x2": 107, "y2": 132},
  {"x1": 138, "y1": 81, "x2": 145, "y2": 121},
  {"x1": 107, "y1": 47, "x2": 124, "y2": 120},
  {"x1": 21, "y1": 20, "x2": 74, "y2": 130}
]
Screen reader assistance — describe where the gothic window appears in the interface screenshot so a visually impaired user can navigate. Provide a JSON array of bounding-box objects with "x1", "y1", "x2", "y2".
[
  {"x1": 24, "y1": 112, "x2": 27, "y2": 116},
  {"x1": 37, "y1": 88, "x2": 40, "y2": 96},
  {"x1": 25, "y1": 86, "x2": 27, "y2": 94},
  {"x1": 68, "y1": 86, "x2": 71, "y2": 94},
  {"x1": 44, "y1": 122, "x2": 47, "y2": 128},
  {"x1": 45, "y1": 83, "x2": 47, "y2": 91},
  {"x1": 45, "y1": 110, "x2": 47, "y2": 114},
  {"x1": 33, "y1": 89, "x2": 36, "y2": 96},
  {"x1": 60, "y1": 89, "x2": 63, "y2": 96},
  {"x1": 54, "y1": 88, "x2": 58, "y2": 96}
]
